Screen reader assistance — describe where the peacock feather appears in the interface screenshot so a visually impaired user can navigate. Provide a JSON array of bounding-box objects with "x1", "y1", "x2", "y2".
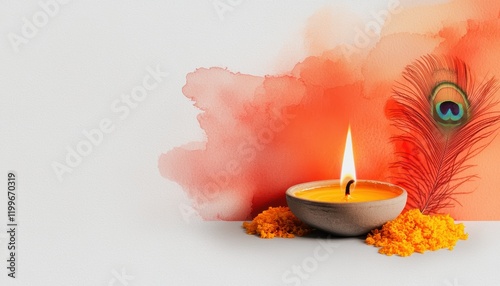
[{"x1": 388, "y1": 55, "x2": 500, "y2": 214}]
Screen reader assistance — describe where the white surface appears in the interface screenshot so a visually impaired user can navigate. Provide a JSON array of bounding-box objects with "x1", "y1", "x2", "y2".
[{"x1": 1, "y1": 0, "x2": 499, "y2": 285}]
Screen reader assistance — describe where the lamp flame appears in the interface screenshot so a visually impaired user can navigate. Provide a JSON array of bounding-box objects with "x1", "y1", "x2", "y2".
[{"x1": 340, "y1": 125, "x2": 356, "y2": 192}]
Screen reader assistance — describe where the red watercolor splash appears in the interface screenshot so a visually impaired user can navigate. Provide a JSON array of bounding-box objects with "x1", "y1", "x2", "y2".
[
  {"x1": 159, "y1": 56, "x2": 393, "y2": 220},
  {"x1": 160, "y1": 0, "x2": 500, "y2": 220}
]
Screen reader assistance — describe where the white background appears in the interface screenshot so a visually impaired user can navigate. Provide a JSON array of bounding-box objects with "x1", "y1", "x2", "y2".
[{"x1": 1, "y1": 0, "x2": 498, "y2": 285}]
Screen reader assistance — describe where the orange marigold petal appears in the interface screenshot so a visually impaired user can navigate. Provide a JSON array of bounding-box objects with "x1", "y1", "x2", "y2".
[
  {"x1": 242, "y1": 206, "x2": 313, "y2": 239},
  {"x1": 365, "y1": 209, "x2": 468, "y2": 256}
]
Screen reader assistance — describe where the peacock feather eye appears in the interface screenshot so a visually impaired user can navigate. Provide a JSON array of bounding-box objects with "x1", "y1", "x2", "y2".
[{"x1": 430, "y1": 81, "x2": 469, "y2": 127}]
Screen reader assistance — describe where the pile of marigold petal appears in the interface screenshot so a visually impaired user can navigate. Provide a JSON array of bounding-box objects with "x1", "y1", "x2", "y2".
[
  {"x1": 366, "y1": 209, "x2": 468, "y2": 256},
  {"x1": 243, "y1": 206, "x2": 312, "y2": 238}
]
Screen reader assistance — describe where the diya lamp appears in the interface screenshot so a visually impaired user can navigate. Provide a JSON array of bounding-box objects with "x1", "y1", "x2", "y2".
[{"x1": 286, "y1": 126, "x2": 407, "y2": 236}]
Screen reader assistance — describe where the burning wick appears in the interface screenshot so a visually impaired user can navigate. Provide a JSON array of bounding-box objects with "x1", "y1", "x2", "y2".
[{"x1": 345, "y1": 179, "x2": 355, "y2": 196}]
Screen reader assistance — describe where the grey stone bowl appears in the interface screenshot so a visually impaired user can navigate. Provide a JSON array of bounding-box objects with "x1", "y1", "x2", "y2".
[{"x1": 286, "y1": 180, "x2": 407, "y2": 236}]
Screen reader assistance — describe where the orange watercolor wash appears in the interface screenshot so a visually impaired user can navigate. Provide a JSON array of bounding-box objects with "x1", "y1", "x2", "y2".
[{"x1": 159, "y1": 0, "x2": 500, "y2": 220}]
